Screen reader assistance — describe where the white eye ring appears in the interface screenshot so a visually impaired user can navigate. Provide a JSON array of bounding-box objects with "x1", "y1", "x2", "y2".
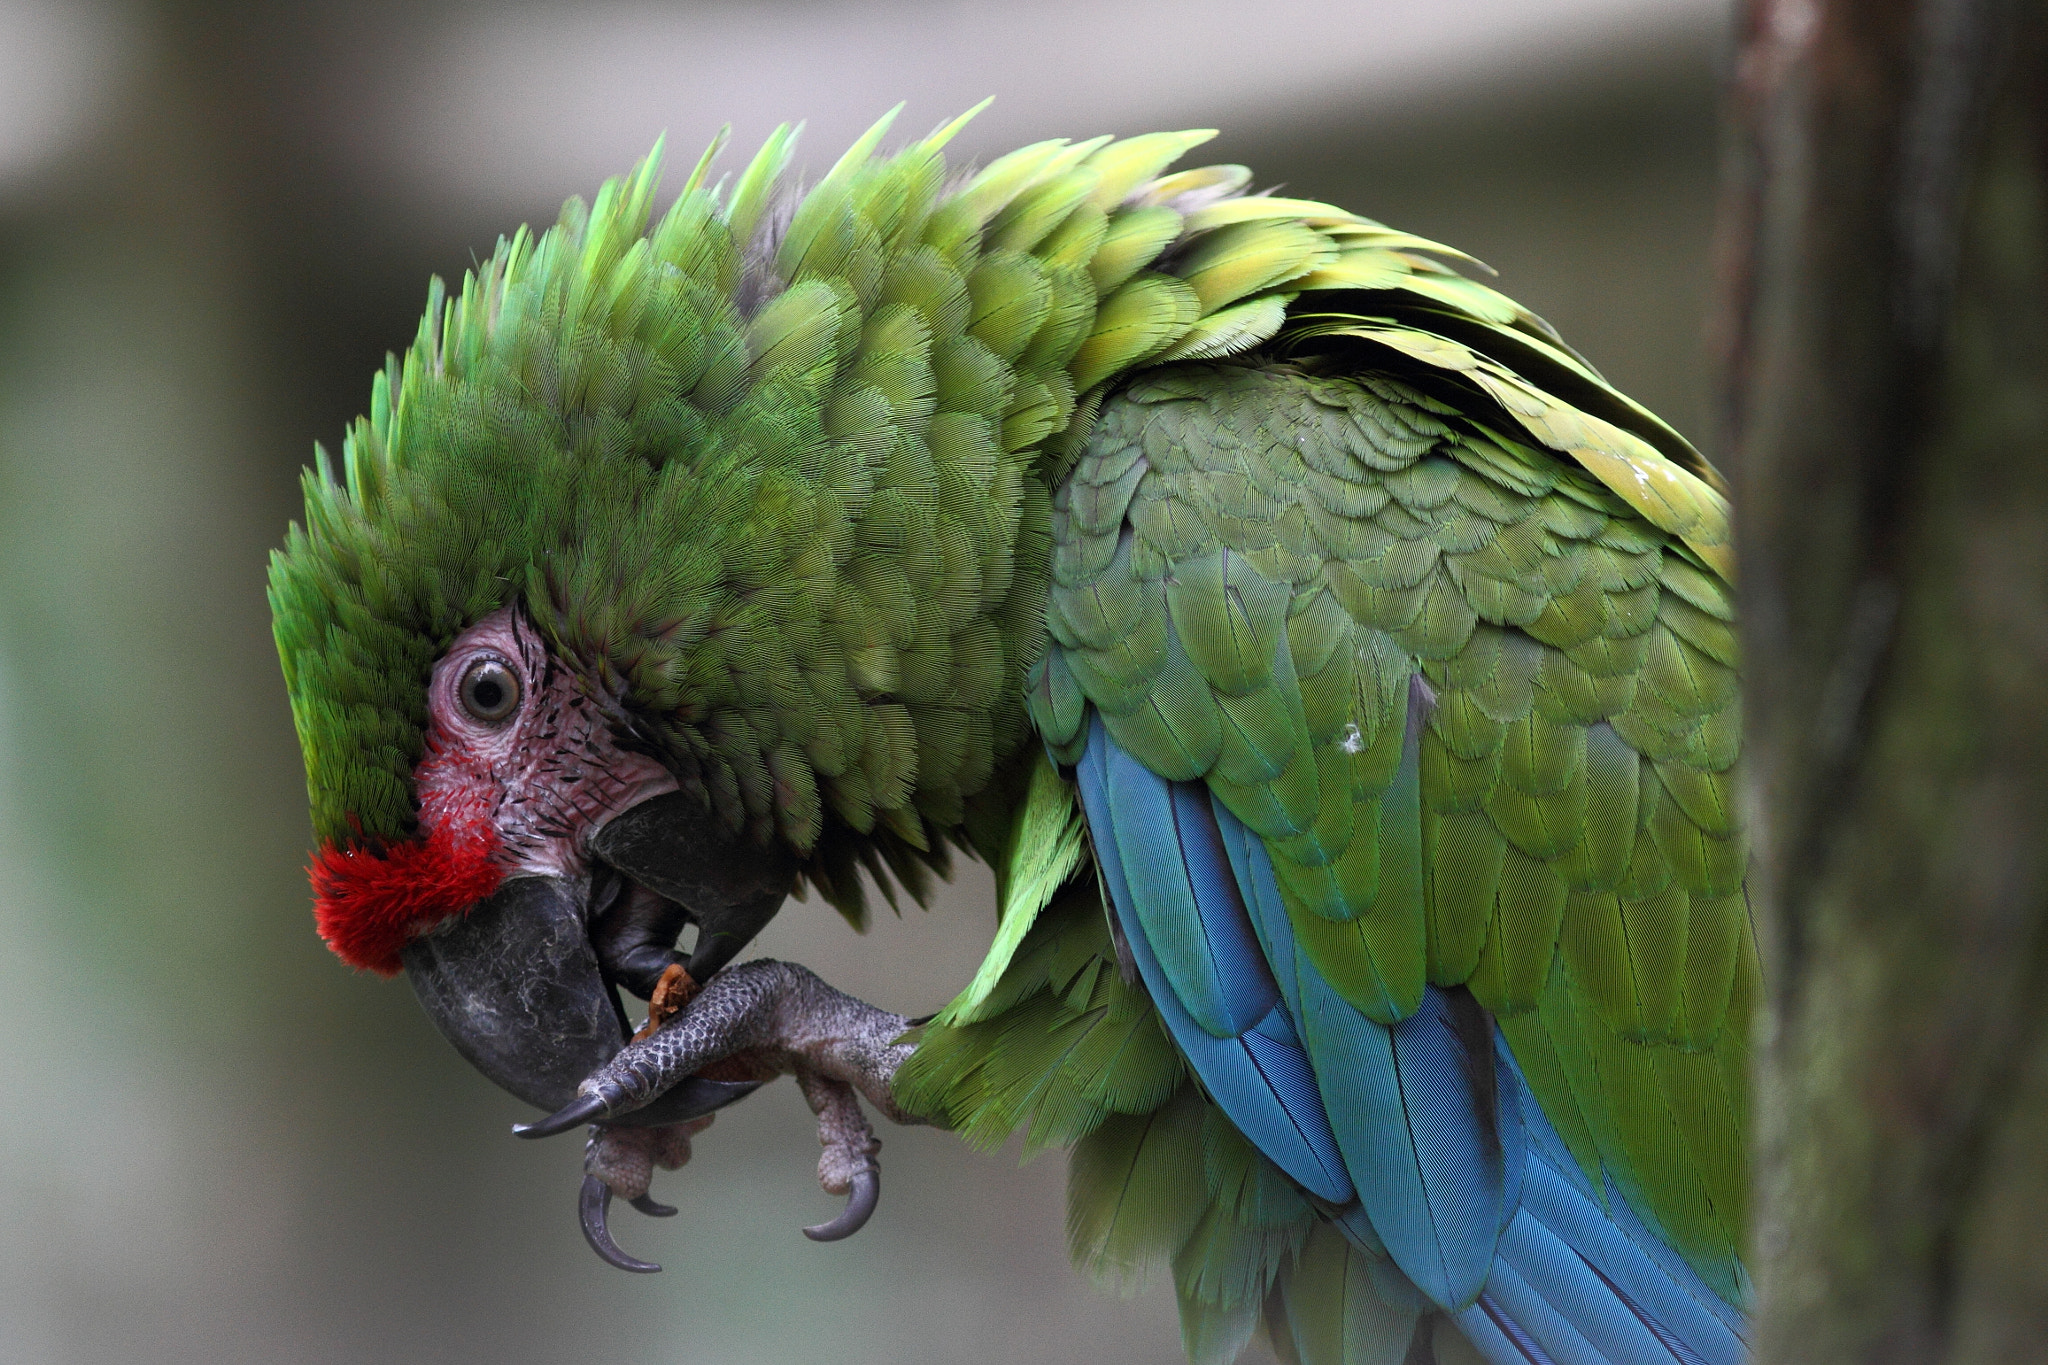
[{"x1": 458, "y1": 657, "x2": 521, "y2": 724}]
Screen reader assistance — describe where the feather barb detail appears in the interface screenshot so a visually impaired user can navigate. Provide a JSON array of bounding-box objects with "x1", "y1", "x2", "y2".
[{"x1": 309, "y1": 809, "x2": 503, "y2": 975}]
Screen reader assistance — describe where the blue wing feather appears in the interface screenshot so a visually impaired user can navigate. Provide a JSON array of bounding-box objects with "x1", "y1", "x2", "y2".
[
  {"x1": 1215, "y1": 795, "x2": 1307, "y2": 1019},
  {"x1": 1459, "y1": 1297, "x2": 1559, "y2": 1365},
  {"x1": 1387, "y1": 991, "x2": 1515, "y2": 1304},
  {"x1": 1503, "y1": 1054, "x2": 1745, "y2": 1361},
  {"x1": 1077, "y1": 725, "x2": 1353, "y2": 1202},
  {"x1": 1098, "y1": 726, "x2": 1277, "y2": 1036},
  {"x1": 1480, "y1": 1215, "x2": 1680, "y2": 1365},
  {"x1": 1208, "y1": 749, "x2": 1509, "y2": 1312}
]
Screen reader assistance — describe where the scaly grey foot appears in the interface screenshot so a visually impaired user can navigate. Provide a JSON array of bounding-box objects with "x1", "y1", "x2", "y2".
[{"x1": 516, "y1": 960, "x2": 927, "y2": 1270}]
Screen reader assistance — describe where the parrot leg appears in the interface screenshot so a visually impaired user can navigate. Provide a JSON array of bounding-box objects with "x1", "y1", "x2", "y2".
[{"x1": 516, "y1": 959, "x2": 925, "y2": 1267}]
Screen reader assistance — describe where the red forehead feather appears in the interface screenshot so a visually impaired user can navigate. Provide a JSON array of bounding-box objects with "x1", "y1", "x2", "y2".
[{"x1": 310, "y1": 810, "x2": 504, "y2": 975}]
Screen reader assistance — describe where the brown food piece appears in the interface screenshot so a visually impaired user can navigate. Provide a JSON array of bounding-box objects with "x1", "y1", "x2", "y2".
[{"x1": 630, "y1": 963, "x2": 698, "y2": 1042}]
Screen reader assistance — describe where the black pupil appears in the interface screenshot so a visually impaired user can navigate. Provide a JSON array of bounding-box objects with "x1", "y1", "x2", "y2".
[{"x1": 472, "y1": 678, "x2": 504, "y2": 709}]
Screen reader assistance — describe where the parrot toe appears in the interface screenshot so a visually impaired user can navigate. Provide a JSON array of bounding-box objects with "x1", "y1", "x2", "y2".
[
  {"x1": 513, "y1": 1090, "x2": 613, "y2": 1139},
  {"x1": 796, "y1": 1069, "x2": 885, "y2": 1243},
  {"x1": 568, "y1": 1118, "x2": 710, "y2": 1270},
  {"x1": 578, "y1": 1176, "x2": 662, "y2": 1273},
  {"x1": 802, "y1": 1168, "x2": 879, "y2": 1242}
]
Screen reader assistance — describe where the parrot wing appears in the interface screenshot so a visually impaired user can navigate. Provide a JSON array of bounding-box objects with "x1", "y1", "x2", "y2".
[
  {"x1": 1055, "y1": 356, "x2": 1750, "y2": 1363},
  {"x1": 905, "y1": 352, "x2": 1750, "y2": 1365}
]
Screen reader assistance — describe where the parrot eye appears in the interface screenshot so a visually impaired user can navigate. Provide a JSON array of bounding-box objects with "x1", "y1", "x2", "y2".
[{"x1": 458, "y1": 658, "x2": 521, "y2": 724}]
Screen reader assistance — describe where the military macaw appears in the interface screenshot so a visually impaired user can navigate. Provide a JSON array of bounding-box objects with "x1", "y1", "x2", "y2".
[{"x1": 270, "y1": 107, "x2": 1750, "y2": 1365}]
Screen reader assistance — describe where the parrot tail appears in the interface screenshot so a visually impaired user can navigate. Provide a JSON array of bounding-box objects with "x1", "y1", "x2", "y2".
[
  {"x1": 1439, "y1": 1055, "x2": 1748, "y2": 1365},
  {"x1": 1257, "y1": 1042, "x2": 1748, "y2": 1365}
]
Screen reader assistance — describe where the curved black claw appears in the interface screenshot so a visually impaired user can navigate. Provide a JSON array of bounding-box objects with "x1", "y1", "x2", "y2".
[
  {"x1": 629, "y1": 1193, "x2": 677, "y2": 1217},
  {"x1": 514, "y1": 1092, "x2": 609, "y2": 1139},
  {"x1": 579, "y1": 1175, "x2": 661, "y2": 1273},
  {"x1": 802, "y1": 1167, "x2": 879, "y2": 1243}
]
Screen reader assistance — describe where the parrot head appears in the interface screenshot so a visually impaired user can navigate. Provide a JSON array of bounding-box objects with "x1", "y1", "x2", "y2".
[
  {"x1": 269, "y1": 108, "x2": 1307, "y2": 1124},
  {"x1": 264, "y1": 126, "x2": 938, "y2": 1122},
  {"x1": 297, "y1": 601, "x2": 788, "y2": 1121}
]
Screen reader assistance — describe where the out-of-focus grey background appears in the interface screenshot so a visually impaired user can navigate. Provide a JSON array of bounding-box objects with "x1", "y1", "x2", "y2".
[{"x1": 0, "y1": 2, "x2": 1727, "y2": 1360}]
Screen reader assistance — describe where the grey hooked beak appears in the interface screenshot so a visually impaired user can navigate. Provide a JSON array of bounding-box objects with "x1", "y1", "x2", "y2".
[
  {"x1": 400, "y1": 861, "x2": 776, "y2": 1127},
  {"x1": 398, "y1": 791, "x2": 799, "y2": 1275}
]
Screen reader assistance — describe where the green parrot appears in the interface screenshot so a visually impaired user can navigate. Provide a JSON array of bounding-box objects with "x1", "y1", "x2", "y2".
[{"x1": 270, "y1": 107, "x2": 1748, "y2": 1365}]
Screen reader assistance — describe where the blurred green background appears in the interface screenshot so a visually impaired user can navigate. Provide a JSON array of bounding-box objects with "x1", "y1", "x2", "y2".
[{"x1": 0, "y1": 2, "x2": 1725, "y2": 1360}]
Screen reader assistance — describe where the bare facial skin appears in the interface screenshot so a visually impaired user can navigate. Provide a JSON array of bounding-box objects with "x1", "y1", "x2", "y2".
[{"x1": 415, "y1": 606, "x2": 677, "y2": 882}]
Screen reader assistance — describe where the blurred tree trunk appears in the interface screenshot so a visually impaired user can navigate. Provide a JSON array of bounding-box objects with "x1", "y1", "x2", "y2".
[{"x1": 1716, "y1": 0, "x2": 2048, "y2": 1359}]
